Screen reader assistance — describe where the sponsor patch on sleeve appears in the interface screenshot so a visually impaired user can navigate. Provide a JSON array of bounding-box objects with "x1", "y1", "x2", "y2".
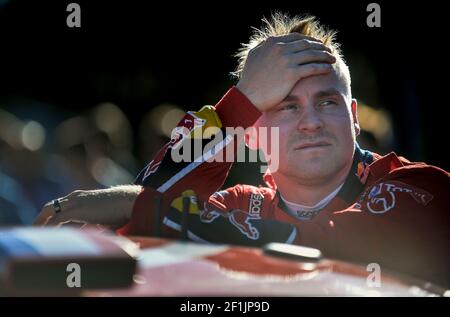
[{"x1": 359, "y1": 181, "x2": 434, "y2": 214}]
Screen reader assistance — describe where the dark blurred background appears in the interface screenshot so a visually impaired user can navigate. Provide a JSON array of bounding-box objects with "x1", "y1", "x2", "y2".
[{"x1": 0, "y1": 0, "x2": 448, "y2": 224}]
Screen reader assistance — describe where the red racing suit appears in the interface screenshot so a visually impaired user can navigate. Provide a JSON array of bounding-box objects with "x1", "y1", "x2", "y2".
[{"x1": 118, "y1": 87, "x2": 450, "y2": 286}]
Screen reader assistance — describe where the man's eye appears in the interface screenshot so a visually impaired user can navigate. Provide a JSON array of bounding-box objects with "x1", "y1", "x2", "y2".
[
  {"x1": 279, "y1": 104, "x2": 298, "y2": 111},
  {"x1": 318, "y1": 100, "x2": 337, "y2": 107}
]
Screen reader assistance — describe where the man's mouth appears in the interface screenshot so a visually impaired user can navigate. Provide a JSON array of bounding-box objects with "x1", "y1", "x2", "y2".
[{"x1": 294, "y1": 141, "x2": 331, "y2": 150}]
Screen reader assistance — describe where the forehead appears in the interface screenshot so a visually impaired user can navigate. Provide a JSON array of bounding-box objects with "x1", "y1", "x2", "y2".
[{"x1": 289, "y1": 69, "x2": 349, "y2": 101}]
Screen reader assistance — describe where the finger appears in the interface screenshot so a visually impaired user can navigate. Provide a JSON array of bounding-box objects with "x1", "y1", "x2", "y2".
[
  {"x1": 270, "y1": 33, "x2": 323, "y2": 44},
  {"x1": 35, "y1": 197, "x2": 71, "y2": 226},
  {"x1": 289, "y1": 50, "x2": 336, "y2": 66},
  {"x1": 46, "y1": 208, "x2": 77, "y2": 226},
  {"x1": 33, "y1": 204, "x2": 55, "y2": 226},
  {"x1": 80, "y1": 224, "x2": 112, "y2": 233},
  {"x1": 292, "y1": 63, "x2": 334, "y2": 80},
  {"x1": 57, "y1": 220, "x2": 87, "y2": 229},
  {"x1": 284, "y1": 39, "x2": 332, "y2": 54}
]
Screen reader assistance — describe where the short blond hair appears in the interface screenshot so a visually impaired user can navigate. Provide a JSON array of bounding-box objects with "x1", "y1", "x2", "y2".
[{"x1": 232, "y1": 12, "x2": 351, "y2": 92}]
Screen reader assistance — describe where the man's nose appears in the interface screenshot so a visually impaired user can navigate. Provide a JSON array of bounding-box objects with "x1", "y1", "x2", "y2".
[{"x1": 296, "y1": 107, "x2": 323, "y2": 133}]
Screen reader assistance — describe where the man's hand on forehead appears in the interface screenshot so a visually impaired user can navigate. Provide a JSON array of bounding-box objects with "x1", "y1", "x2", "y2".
[{"x1": 236, "y1": 33, "x2": 336, "y2": 112}]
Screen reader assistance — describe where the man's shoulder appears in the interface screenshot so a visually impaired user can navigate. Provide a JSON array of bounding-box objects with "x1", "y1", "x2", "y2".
[
  {"x1": 369, "y1": 151, "x2": 449, "y2": 180},
  {"x1": 365, "y1": 151, "x2": 450, "y2": 201},
  {"x1": 353, "y1": 152, "x2": 450, "y2": 225}
]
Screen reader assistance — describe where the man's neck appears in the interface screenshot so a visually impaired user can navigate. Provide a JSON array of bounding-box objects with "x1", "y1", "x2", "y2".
[{"x1": 273, "y1": 160, "x2": 353, "y2": 206}]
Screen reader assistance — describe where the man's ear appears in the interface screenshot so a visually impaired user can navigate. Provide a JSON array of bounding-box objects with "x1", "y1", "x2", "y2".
[{"x1": 351, "y1": 99, "x2": 361, "y2": 137}]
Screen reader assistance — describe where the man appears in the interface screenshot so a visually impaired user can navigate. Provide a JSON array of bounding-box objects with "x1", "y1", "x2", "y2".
[{"x1": 36, "y1": 13, "x2": 450, "y2": 286}]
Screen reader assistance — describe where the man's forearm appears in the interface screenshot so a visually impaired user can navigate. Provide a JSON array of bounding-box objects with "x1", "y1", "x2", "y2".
[
  {"x1": 73, "y1": 185, "x2": 142, "y2": 222},
  {"x1": 36, "y1": 185, "x2": 143, "y2": 227}
]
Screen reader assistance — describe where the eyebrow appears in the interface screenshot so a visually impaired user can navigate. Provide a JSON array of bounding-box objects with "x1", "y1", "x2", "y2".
[{"x1": 282, "y1": 88, "x2": 343, "y2": 102}]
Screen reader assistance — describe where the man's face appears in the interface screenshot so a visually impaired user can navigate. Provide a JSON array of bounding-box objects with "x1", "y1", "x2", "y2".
[{"x1": 254, "y1": 70, "x2": 359, "y2": 184}]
